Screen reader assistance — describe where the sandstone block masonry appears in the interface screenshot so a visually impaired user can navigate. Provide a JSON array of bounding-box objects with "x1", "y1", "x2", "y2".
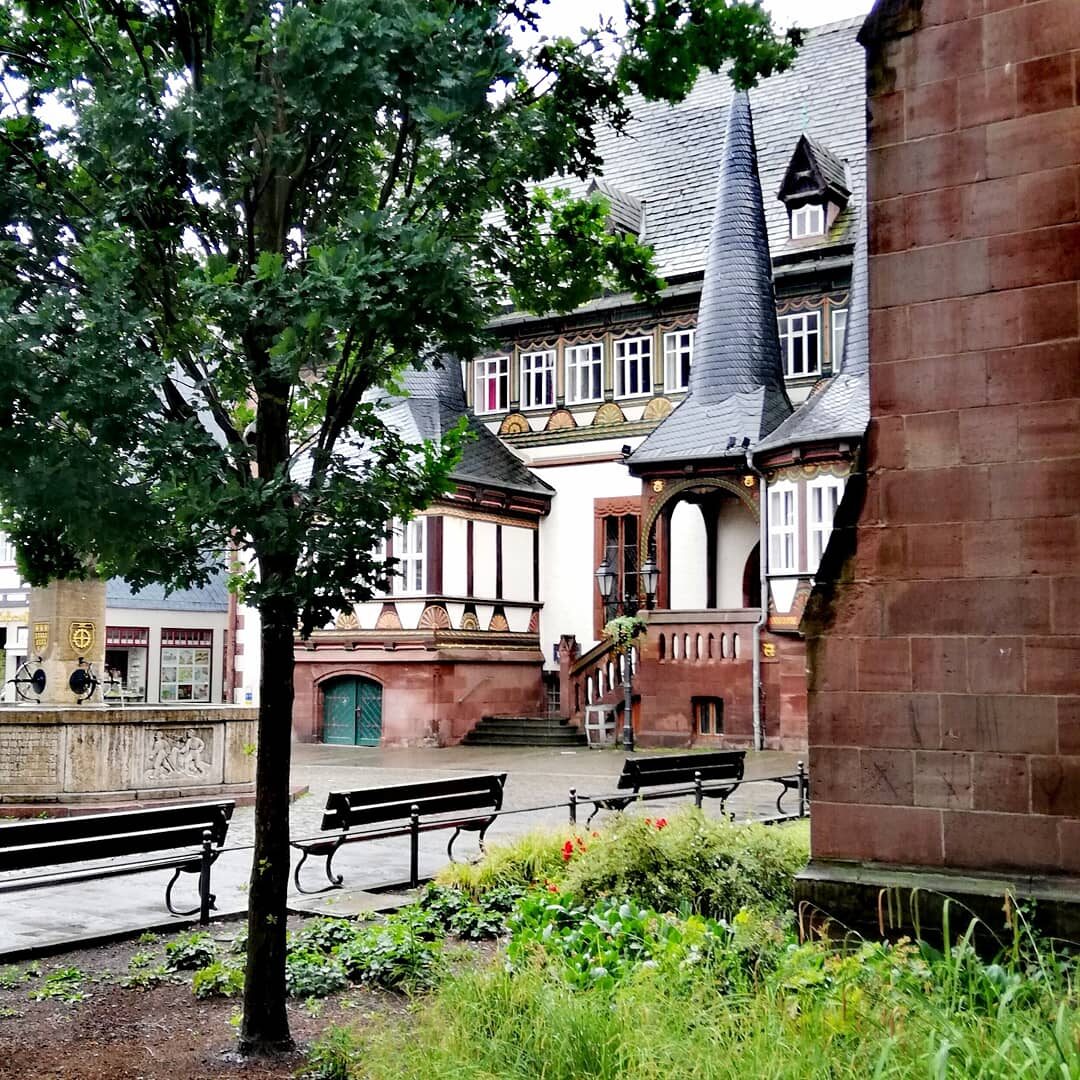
[{"x1": 798, "y1": 0, "x2": 1080, "y2": 938}]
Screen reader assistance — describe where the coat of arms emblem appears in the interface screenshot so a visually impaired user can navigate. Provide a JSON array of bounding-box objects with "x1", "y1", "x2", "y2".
[
  {"x1": 32, "y1": 622, "x2": 49, "y2": 652},
  {"x1": 68, "y1": 621, "x2": 95, "y2": 653}
]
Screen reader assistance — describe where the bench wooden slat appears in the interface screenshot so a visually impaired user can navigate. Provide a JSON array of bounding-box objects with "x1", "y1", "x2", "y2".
[
  {"x1": 321, "y1": 774, "x2": 505, "y2": 832},
  {"x1": 616, "y1": 752, "x2": 745, "y2": 790},
  {"x1": 618, "y1": 764, "x2": 743, "y2": 790},
  {"x1": 0, "y1": 822, "x2": 219, "y2": 872},
  {"x1": 0, "y1": 801, "x2": 234, "y2": 847}
]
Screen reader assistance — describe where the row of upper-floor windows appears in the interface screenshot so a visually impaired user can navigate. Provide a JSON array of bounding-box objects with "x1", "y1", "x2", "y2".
[{"x1": 475, "y1": 307, "x2": 848, "y2": 415}]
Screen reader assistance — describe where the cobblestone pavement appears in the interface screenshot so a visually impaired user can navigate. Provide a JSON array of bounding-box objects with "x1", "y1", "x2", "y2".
[{"x1": 0, "y1": 743, "x2": 803, "y2": 958}]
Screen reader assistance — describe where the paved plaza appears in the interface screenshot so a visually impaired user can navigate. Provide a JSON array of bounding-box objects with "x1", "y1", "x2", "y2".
[{"x1": 0, "y1": 744, "x2": 801, "y2": 959}]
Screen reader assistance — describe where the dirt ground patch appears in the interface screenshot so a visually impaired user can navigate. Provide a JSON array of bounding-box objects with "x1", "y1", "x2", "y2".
[{"x1": 0, "y1": 918, "x2": 416, "y2": 1080}]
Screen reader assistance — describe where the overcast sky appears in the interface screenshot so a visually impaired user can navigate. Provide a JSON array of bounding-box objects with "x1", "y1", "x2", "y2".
[{"x1": 534, "y1": 0, "x2": 872, "y2": 39}]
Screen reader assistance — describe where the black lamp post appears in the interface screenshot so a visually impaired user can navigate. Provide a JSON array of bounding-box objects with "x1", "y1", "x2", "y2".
[{"x1": 595, "y1": 554, "x2": 659, "y2": 752}]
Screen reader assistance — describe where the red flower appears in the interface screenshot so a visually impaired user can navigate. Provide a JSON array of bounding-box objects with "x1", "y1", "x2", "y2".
[
  {"x1": 655, "y1": 818, "x2": 668, "y2": 830},
  {"x1": 547, "y1": 883, "x2": 559, "y2": 893},
  {"x1": 644, "y1": 818, "x2": 652, "y2": 826},
  {"x1": 562, "y1": 840, "x2": 575, "y2": 861},
  {"x1": 590, "y1": 831, "x2": 600, "y2": 839}
]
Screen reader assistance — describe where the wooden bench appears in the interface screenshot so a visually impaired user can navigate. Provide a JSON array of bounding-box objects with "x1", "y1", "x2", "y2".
[
  {"x1": 0, "y1": 801, "x2": 235, "y2": 924},
  {"x1": 291, "y1": 773, "x2": 506, "y2": 894},
  {"x1": 580, "y1": 752, "x2": 746, "y2": 824}
]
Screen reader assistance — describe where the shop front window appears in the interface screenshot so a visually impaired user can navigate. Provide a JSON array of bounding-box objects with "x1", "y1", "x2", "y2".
[{"x1": 160, "y1": 628, "x2": 213, "y2": 703}]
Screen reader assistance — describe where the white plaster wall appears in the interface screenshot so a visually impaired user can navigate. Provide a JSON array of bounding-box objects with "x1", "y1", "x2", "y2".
[
  {"x1": 443, "y1": 516, "x2": 468, "y2": 596},
  {"x1": 528, "y1": 444, "x2": 643, "y2": 667},
  {"x1": 235, "y1": 601, "x2": 260, "y2": 706},
  {"x1": 502, "y1": 525, "x2": 534, "y2": 603},
  {"x1": 473, "y1": 521, "x2": 498, "y2": 599},
  {"x1": 716, "y1": 501, "x2": 760, "y2": 608},
  {"x1": 669, "y1": 501, "x2": 708, "y2": 609}
]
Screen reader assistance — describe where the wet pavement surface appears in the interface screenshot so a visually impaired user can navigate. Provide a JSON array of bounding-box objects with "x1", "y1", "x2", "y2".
[{"x1": 0, "y1": 743, "x2": 802, "y2": 958}]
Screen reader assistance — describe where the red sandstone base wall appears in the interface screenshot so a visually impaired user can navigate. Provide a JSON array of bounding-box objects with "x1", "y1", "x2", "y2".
[{"x1": 292, "y1": 646, "x2": 546, "y2": 746}]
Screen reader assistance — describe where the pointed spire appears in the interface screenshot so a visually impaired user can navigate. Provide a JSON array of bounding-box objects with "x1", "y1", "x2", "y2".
[
  {"x1": 690, "y1": 91, "x2": 789, "y2": 414},
  {"x1": 627, "y1": 92, "x2": 791, "y2": 468}
]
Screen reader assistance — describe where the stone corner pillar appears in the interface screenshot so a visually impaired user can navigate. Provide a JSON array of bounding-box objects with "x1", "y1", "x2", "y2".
[{"x1": 26, "y1": 578, "x2": 107, "y2": 705}]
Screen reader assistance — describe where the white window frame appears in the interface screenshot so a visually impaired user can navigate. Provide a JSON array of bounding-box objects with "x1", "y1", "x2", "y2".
[
  {"x1": 778, "y1": 311, "x2": 821, "y2": 379},
  {"x1": 663, "y1": 329, "x2": 694, "y2": 391},
  {"x1": 473, "y1": 355, "x2": 509, "y2": 415},
  {"x1": 394, "y1": 516, "x2": 427, "y2": 596},
  {"x1": 0, "y1": 534, "x2": 14, "y2": 566},
  {"x1": 831, "y1": 307, "x2": 848, "y2": 371},
  {"x1": 768, "y1": 482, "x2": 799, "y2": 574},
  {"x1": 565, "y1": 342, "x2": 604, "y2": 405},
  {"x1": 791, "y1": 203, "x2": 825, "y2": 238},
  {"x1": 808, "y1": 477, "x2": 845, "y2": 572},
  {"x1": 519, "y1": 349, "x2": 555, "y2": 410},
  {"x1": 614, "y1": 336, "x2": 652, "y2": 398}
]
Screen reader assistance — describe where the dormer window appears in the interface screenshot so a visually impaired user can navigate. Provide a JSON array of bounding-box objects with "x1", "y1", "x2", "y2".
[
  {"x1": 778, "y1": 134, "x2": 851, "y2": 241},
  {"x1": 790, "y1": 203, "x2": 825, "y2": 239}
]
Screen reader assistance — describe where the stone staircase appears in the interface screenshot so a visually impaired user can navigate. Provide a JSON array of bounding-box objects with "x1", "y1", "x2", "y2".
[{"x1": 461, "y1": 714, "x2": 588, "y2": 747}]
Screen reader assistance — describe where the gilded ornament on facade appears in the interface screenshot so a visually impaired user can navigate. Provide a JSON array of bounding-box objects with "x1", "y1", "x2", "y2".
[
  {"x1": 592, "y1": 402, "x2": 625, "y2": 426},
  {"x1": 651, "y1": 479, "x2": 665, "y2": 493},
  {"x1": 545, "y1": 408, "x2": 577, "y2": 431},
  {"x1": 460, "y1": 611, "x2": 480, "y2": 630},
  {"x1": 742, "y1": 474, "x2": 755, "y2": 487},
  {"x1": 419, "y1": 604, "x2": 452, "y2": 629},
  {"x1": 68, "y1": 621, "x2": 95, "y2": 653},
  {"x1": 489, "y1": 613, "x2": 510, "y2": 632},
  {"x1": 335, "y1": 611, "x2": 359, "y2": 630},
  {"x1": 498, "y1": 412, "x2": 530, "y2": 436},
  {"x1": 32, "y1": 622, "x2": 49, "y2": 652},
  {"x1": 642, "y1": 396, "x2": 673, "y2": 420},
  {"x1": 761, "y1": 642, "x2": 776, "y2": 658}
]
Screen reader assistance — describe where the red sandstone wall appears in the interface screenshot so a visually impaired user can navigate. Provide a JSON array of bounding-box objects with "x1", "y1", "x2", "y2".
[
  {"x1": 806, "y1": 0, "x2": 1080, "y2": 873},
  {"x1": 292, "y1": 647, "x2": 546, "y2": 746}
]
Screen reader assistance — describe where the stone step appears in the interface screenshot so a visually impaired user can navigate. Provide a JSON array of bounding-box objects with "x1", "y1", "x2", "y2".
[{"x1": 462, "y1": 732, "x2": 588, "y2": 747}]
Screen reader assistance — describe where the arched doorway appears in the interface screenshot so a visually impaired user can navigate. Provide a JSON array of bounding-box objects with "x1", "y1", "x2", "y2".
[{"x1": 322, "y1": 677, "x2": 383, "y2": 746}]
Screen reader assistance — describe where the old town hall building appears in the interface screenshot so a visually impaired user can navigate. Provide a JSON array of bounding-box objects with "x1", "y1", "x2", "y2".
[{"x1": 256, "y1": 16, "x2": 870, "y2": 752}]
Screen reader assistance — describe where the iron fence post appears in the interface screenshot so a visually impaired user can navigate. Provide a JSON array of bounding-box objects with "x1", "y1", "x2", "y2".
[
  {"x1": 198, "y1": 828, "x2": 213, "y2": 926},
  {"x1": 409, "y1": 804, "x2": 420, "y2": 888},
  {"x1": 797, "y1": 760, "x2": 807, "y2": 818},
  {"x1": 694, "y1": 770, "x2": 703, "y2": 809},
  {"x1": 569, "y1": 787, "x2": 577, "y2": 825}
]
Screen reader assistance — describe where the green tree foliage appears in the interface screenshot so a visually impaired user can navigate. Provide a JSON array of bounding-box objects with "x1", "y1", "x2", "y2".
[{"x1": 0, "y1": 0, "x2": 797, "y2": 1054}]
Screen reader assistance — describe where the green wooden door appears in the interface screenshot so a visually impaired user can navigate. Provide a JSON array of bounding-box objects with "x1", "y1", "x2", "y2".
[{"x1": 322, "y1": 678, "x2": 383, "y2": 746}]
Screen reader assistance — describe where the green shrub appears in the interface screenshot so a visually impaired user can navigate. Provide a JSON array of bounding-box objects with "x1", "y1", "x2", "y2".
[
  {"x1": 304, "y1": 1024, "x2": 362, "y2": 1080},
  {"x1": 562, "y1": 810, "x2": 808, "y2": 919},
  {"x1": 165, "y1": 931, "x2": 217, "y2": 971},
  {"x1": 417, "y1": 883, "x2": 524, "y2": 940},
  {"x1": 434, "y1": 829, "x2": 569, "y2": 894},
  {"x1": 28, "y1": 966, "x2": 85, "y2": 1003},
  {"x1": 292, "y1": 916, "x2": 362, "y2": 954},
  {"x1": 336, "y1": 919, "x2": 443, "y2": 991},
  {"x1": 191, "y1": 960, "x2": 244, "y2": 999},
  {"x1": 286, "y1": 948, "x2": 349, "y2": 999}
]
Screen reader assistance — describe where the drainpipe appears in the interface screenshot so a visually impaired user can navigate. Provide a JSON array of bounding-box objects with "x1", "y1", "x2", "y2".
[{"x1": 745, "y1": 448, "x2": 766, "y2": 751}]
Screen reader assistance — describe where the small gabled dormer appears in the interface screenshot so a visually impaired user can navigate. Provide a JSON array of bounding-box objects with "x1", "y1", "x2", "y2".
[
  {"x1": 777, "y1": 134, "x2": 850, "y2": 240},
  {"x1": 587, "y1": 178, "x2": 647, "y2": 240}
]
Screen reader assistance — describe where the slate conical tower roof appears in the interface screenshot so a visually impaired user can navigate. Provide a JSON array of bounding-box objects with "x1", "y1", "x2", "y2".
[
  {"x1": 628, "y1": 92, "x2": 792, "y2": 468},
  {"x1": 754, "y1": 206, "x2": 868, "y2": 451}
]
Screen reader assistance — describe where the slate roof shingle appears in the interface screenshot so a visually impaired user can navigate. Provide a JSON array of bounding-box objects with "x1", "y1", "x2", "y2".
[
  {"x1": 383, "y1": 361, "x2": 555, "y2": 498},
  {"x1": 754, "y1": 207, "x2": 869, "y2": 452},
  {"x1": 530, "y1": 18, "x2": 866, "y2": 286},
  {"x1": 106, "y1": 570, "x2": 230, "y2": 612}
]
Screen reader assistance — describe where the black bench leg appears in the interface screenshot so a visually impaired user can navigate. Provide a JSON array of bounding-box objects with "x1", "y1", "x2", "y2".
[
  {"x1": 292, "y1": 842, "x2": 345, "y2": 896},
  {"x1": 165, "y1": 866, "x2": 212, "y2": 918},
  {"x1": 446, "y1": 826, "x2": 463, "y2": 864},
  {"x1": 199, "y1": 828, "x2": 213, "y2": 925}
]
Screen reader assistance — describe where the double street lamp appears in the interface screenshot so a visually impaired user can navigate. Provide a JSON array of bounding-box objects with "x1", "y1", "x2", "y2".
[{"x1": 594, "y1": 554, "x2": 659, "y2": 752}]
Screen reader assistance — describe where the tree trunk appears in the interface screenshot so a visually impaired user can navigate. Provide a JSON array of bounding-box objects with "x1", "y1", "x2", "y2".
[{"x1": 238, "y1": 598, "x2": 297, "y2": 1053}]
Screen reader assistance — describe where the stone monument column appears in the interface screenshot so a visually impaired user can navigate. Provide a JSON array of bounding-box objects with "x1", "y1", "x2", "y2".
[{"x1": 25, "y1": 578, "x2": 107, "y2": 705}]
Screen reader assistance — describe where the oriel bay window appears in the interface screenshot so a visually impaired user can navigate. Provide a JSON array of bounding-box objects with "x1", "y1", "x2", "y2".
[
  {"x1": 565, "y1": 342, "x2": 604, "y2": 404},
  {"x1": 474, "y1": 355, "x2": 509, "y2": 415},
  {"x1": 520, "y1": 349, "x2": 555, "y2": 409},
  {"x1": 831, "y1": 308, "x2": 848, "y2": 370},
  {"x1": 778, "y1": 311, "x2": 821, "y2": 379},
  {"x1": 663, "y1": 329, "x2": 693, "y2": 391},
  {"x1": 808, "y1": 476, "x2": 845, "y2": 571},
  {"x1": 768, "y1": 482, "x2": 798, "y2": 573},
  {"x1": 615, "y1": 336, "x2": 652, "y2": 397}
]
